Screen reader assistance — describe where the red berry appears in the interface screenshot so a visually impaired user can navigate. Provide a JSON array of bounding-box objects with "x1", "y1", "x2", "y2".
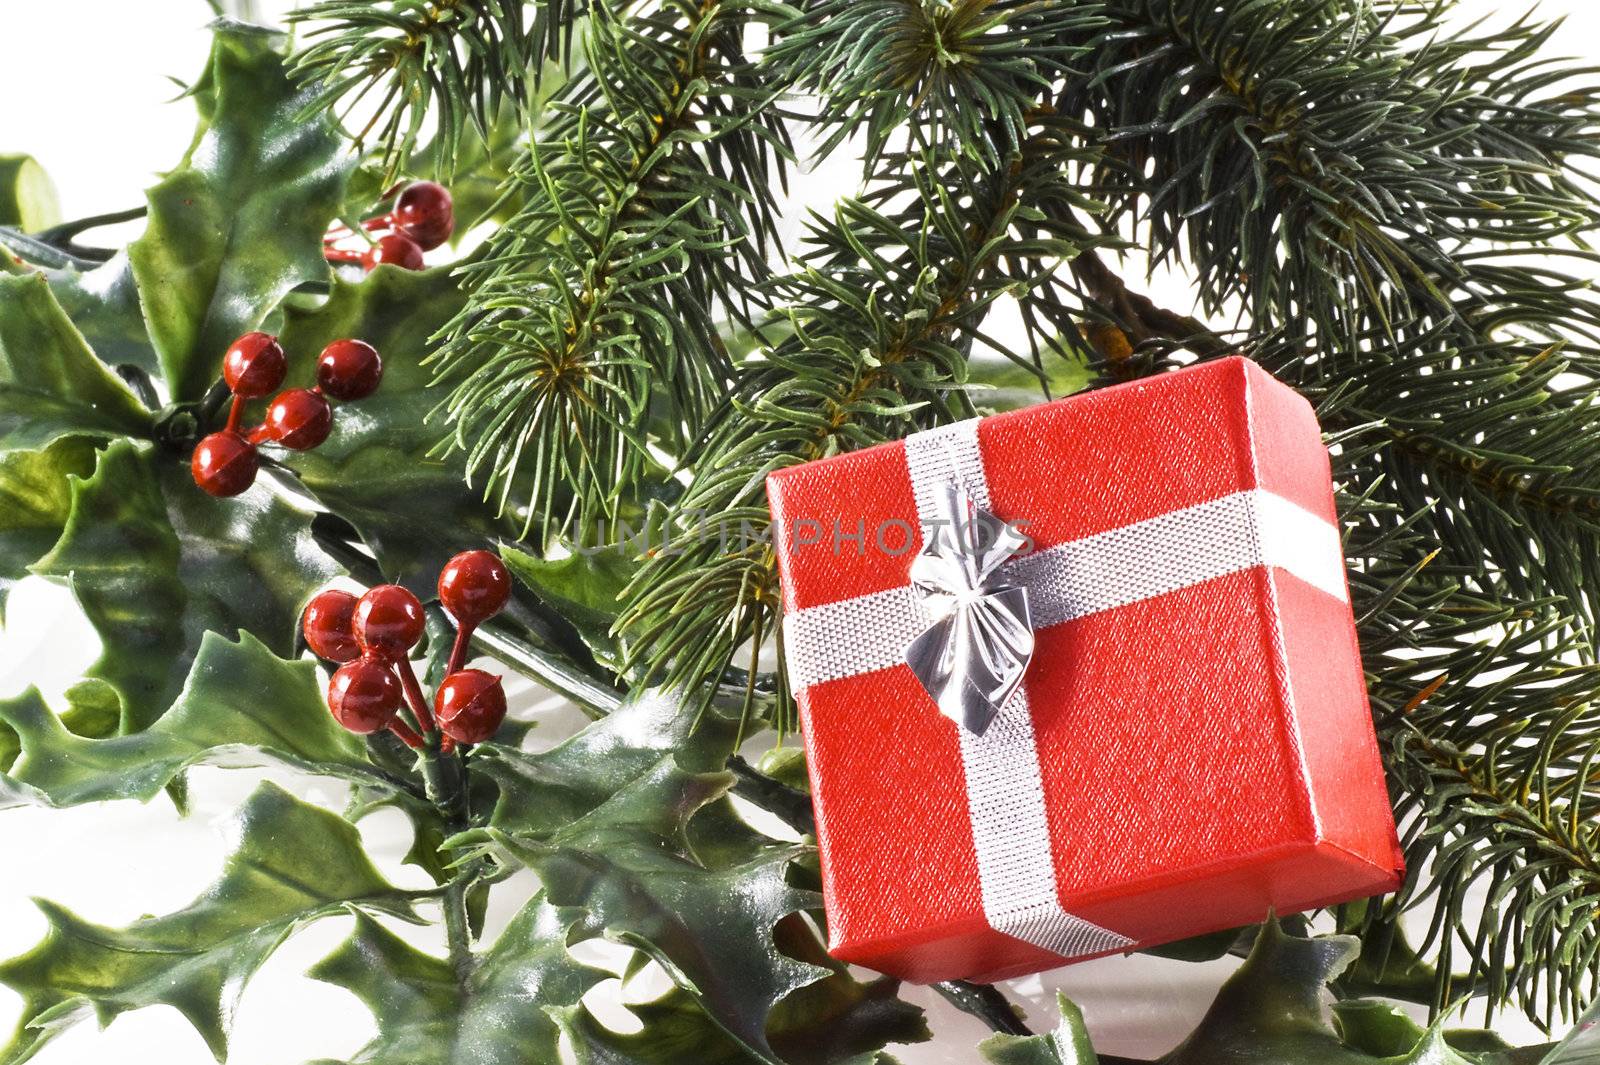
[
  {"x1": 191, "y1": 431, "x2": 259, "y2": 497},
  {"x1": 317, "y1": 339, "x2": 384, "y2": 401},
  {"x1": 393, "y1": 181, "x2": 454, "y2": 250},
  {"x1": 353, "y1": 584, "x2": 425, "y2": 656},
  {"x1": 437, "y1": 550, "x2": 512, "y2": 627},
  {"x1": 264, "y1": 388, "x2": 333, "y2": 450},
  {"x1": 327, "y1": 657, "x2": 403, "y2": 734},
  {"x1": 222, "y1": 332, "x2": 287, "y2": 398},
  {"x1": 302, "y1": 589, "x2": 361, "y2": 663},
  {"x1": 362, "y1": 232, "x2": 425, "y2": 272},
  {"x1": 434, "y1": 669, "x2": 507, "y2": 744}
]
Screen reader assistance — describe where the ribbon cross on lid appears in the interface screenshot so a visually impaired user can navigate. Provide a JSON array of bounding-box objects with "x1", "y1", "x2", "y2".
[{"x1": 904, "y1": 481, "x2": 1035, "y2": 735}]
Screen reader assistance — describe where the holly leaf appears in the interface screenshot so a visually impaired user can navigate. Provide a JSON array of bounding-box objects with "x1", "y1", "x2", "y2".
[
  {"x1": 0, "y1": 154, "x2": 60, "y2": 230},
  {"x1": 471, "y1": 687, "x2": 733, "y2": 838},
  {"x1": 0, "y1": 273, "x2": 151, "y2": 453},
  {"x1": 980, "y1": 993, "x2": 1098, "y2": 1065},
  {"x1": 30, "y1": 438, "x2": 340, "y2": 732},
  {"x1": 46, "y1": 256, "x2": 162, "y2": 376},
  {"x1": 0, "y1": 631, "x2": 392, "y2": 809},
  {"x1": 128, "y1": 22, "x2": 351, "y2": 402},
  {"x1": 277, "y1": 264, "x2": 514, "y2": 591},
  {"x1": 483, "y1": 758, "x2": 823, "y2": 1064},
  {"x1": 0, "y1": 782, "x2": 423, "y2": 1064},
  {"x1": 0, "y1": 437, "x2": 95, "y2": 615},
  {"x1": 556, "y1": 965, "x2": 923, "y2": 1065},
  {"x1": 500, "y1": 542, "x2": 638, "y2": 665},
  {"x1": 307, "y1": 898, "x2": 605, "y2": 1065}
]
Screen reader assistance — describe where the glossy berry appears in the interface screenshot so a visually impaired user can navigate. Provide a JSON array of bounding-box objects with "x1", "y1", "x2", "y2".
[
  {"x1": 327, "y1": 657, "x2": 403, "y2": 734},
  {"x1": 434, "y1": 669, "x2": 507, "y2": 744},
  {"x1": 393, "y1": 181, "x2": 454, "y2": 250},
  {"x1": 264, "y1": 388, "x2": 333, "y2": 450},
  {"x1": 437, "y1": 550, "x2": 511, "y2": 627},
  {"x1": 317, "y1": 339, "x2": 384, "y2": 401},
  {"x1": 222, "y1": 332, "x2": 286, "y2": 398},
  {"x1": 191, "y1": 431, "x2": 259, "y2": 497},
  {"x1": 353, "y1": 584, "x2": 425, "y2": 656},
  {"x1": 302, "y1": 589, "x2": 361, "y2": 663},
  {"x1": 362, "y1": 232, "x2": 425, "y2": 272}
]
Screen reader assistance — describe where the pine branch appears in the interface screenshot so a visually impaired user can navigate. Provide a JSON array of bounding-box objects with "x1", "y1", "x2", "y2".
[
  {"x1": 428, "y1": 0, "x2": 790, "y2": 541},
  {"x1": 1063, "y1": 0, "x2": 1600, "y2": 341},
  {"x1": 288, "y1": 0, "x2": 580, "y2": 175},
  {"x1": 767, "y1": 0, "x2": 1105, "y2": 166},
  {"x1": 618, "y1": 116, "x2": 1103, "y2": 727}
]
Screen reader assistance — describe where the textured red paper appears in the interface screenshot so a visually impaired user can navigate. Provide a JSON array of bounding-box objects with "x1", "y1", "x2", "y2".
[{"x1": 766, "y1": 357, "x2": 1403, "y2": 984}]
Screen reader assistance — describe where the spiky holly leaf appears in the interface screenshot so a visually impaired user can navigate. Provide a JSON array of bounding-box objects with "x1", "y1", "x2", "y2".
[
  {"x1": 484, "y1": 759, "x2": 822, "y2": 1064},
  {"x1": 988, "y1": 922, "x2": 1514, "y2": 1065},
  {"x1": 0, "y1": 782, "x2": 424, "y2": 1064},
  {"x1": 29, "y1": 438, "x2": 340, "y2": 731},
  {"x1": 555, "y1": 903, "x2": 926, "y2": 1065},
  {"x1": 468, "y1": 690, "x2": 873, "y2": 1061},
  {"x1": 307, "y1": 899, "x2": 605, "y2": 1065},
  {"x1": 0, "y1": 631, "x2": 396, "y2": 809},
  {"x1": 276, "y1": 264, "x2": 515, "y2": 591},
  {"x1": 0, "y1": 273, "x2": 150, "y2": 453},
  {"x1": 1156, "y1": 920, "x2": 1484, "y2": 1064},
  {"x1": 979, "y1": 993, "x2": 1097, "y2": 1065},
  {"x1": 128, "y1": 22, "x2": 351, "y2": 403}
]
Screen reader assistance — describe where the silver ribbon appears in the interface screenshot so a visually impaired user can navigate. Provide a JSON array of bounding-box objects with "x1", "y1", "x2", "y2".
[{"x1": 904, "y1": 482, "x2": 1035, "y2": 735}]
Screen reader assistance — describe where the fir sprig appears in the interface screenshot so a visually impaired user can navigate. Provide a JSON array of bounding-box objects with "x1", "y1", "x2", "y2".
[
  {"x1": 288, "y1": 0, "x2": 579, "y2": 175},
  {"x1": 428, "y1": 0, "x2": 790, "y2": 539},
  {"x1": 1061, "y1": 0, "x2": 1600, "y2": 341},
  {"x1": 619, "y1": 124, "x2": 1104, "y2": 727},
  {"x1": 767, "y1": 0, "x2": 1107, "y2": 166}
]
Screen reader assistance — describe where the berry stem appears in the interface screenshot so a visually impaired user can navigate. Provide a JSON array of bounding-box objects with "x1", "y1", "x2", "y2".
[
  {"x1": 225, "y1": 396, "x2": 245, "y2": 433},
  {"x1": 446, "y1": 622, "x2": 475, "y2": 676},
  {"x1": 323, "y1": 246, "x2": 367, "y2": 264},
  {"x1": 388, "y1": 719, "x2": 424, "y2": 749},
  {"x1": 246, "y1": 424, "x2": 272, "y2": 445},
  {"x1": 393, "y1": 654, "x2": 437, "y2": 734},
  {"x1": 324, "y1": 214, "x2": 393, "y2": 242}
]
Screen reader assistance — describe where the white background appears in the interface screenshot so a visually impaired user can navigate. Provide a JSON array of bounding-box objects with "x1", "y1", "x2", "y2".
[{"x1": 1, "y1": 1, "x2": 1590, "y2": 1061}]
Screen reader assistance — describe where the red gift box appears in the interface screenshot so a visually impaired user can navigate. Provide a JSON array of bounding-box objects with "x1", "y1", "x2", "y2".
[{"x1": 765, "y1": 356, "x2": 1403, "y2": 984}]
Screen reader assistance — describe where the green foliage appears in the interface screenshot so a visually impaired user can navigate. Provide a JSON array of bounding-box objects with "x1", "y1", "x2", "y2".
[
  {"x1": 306, "y1": 903, "x2": 603, "y2": 1065},
  {"x1": 6, "y1": 0, "x2": 1600, "y2": 1060},
  {"x1": 130, "y1": 23, "x2": 352, "y2": 403},
  {"x1": 429, "y1": 0, "x2": 790, "y2": 539},
  {"x1": 982, "y1": 922, "x2": 1544, "y2": 1065},
  {"x1": 0, "y1": 155, "x2": 60, "y2": 231},
  {"x1": 770, "y1": 0, "x2": 1104, "y2": 166},
  {"x1": 0, "y1": 273, "x2": 151, "y2": 453},
  {"x1": 288, "y1": 0, "x2": 577, "y2": 176},
  {"x1": 0, "y1": 783, "x2": 427, "y2": 1063},
  {"x1": 32, "y1": 438, "x2": 338, "y2": 731},
  {"x1": 0, "y1": 632, "x2": 377, "y2": 809}
]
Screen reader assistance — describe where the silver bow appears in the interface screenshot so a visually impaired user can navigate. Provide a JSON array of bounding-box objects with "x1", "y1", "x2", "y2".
[{"x1": 904, "y1": 483, "x2": 1035, "y2": 735}]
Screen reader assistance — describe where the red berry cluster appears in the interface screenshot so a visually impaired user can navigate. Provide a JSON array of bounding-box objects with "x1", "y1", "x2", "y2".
[
  {"x1": 324, "y1": 180, "x2": 454, "y2": 274},
  {"x1": 191, "y1": 332, "x2": 384, "y2": 497},
  {"x1": 302, "y1": 550, "x2": 512, "y2": 750}
]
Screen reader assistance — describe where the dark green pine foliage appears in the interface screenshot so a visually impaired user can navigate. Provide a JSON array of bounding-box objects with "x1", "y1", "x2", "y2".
[
  {"x1": 428, "y1": 0, "x2": 791, "y2": 539},
  {"x1": 4, "y1": 0, "x2": 1600, "y2": 1062}
]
